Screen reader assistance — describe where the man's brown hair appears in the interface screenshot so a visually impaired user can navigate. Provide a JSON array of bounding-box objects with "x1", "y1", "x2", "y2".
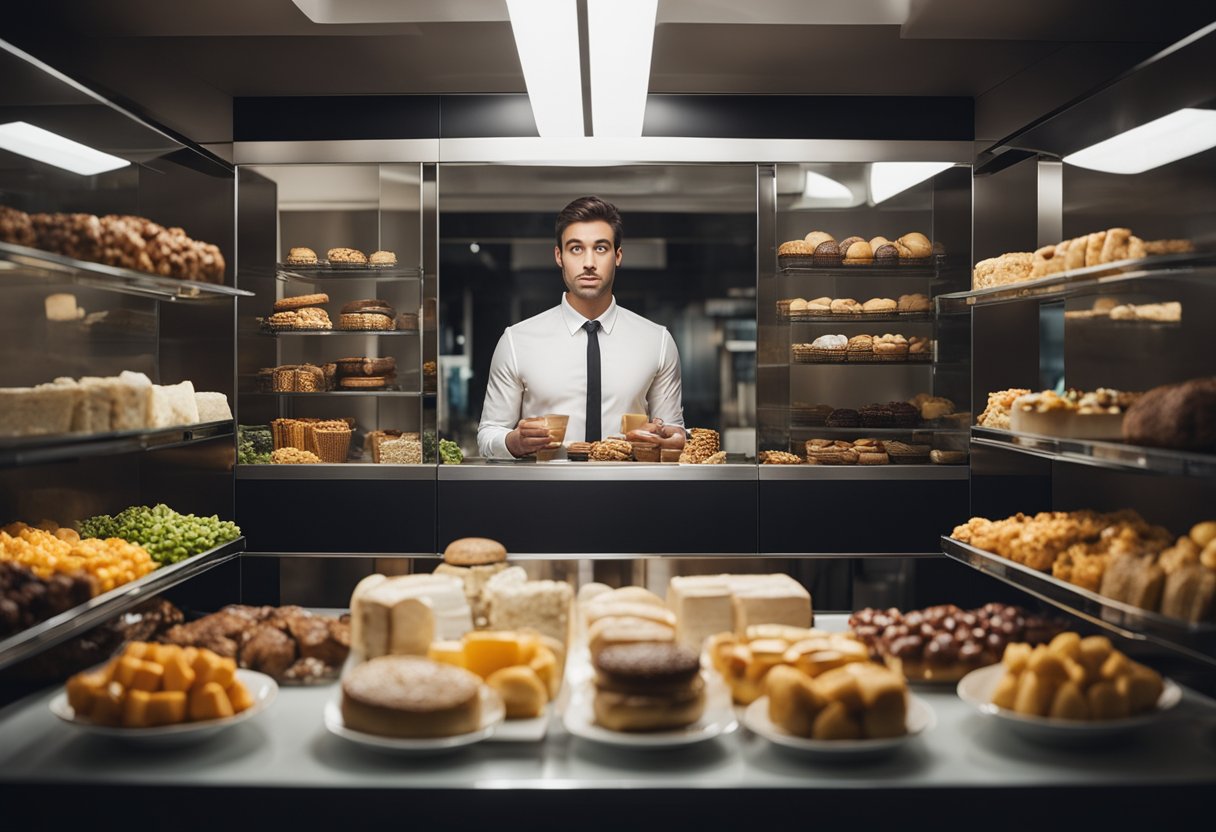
[{"x1": 555, "y1": 195, "x2": 622, "y2": 250}]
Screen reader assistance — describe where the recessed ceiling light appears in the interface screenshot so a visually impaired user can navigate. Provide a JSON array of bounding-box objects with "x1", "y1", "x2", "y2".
[
  {"x1": 868, "y1": 162, "x2": 953, "y2": 204},
  {"x1": 0, "y1": 121, "x2": 130, "y2": 176},
  {"x1": 506, "y1": 0, "x2": 584, "y2": 137},
  {"x1": 1063, "y1": 108, "x2": 1216, "y2": 174},
  {"x1": 587, "y1": 0, "x2": 657, "y2": 137}
]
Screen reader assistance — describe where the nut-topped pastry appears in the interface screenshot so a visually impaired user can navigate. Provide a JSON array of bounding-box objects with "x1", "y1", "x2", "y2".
[
  {"x1": 327, "y1": 247, "x2": 368, "y2": 265},
  {"x1": 368, "y1": 250, "x2": 397, "y2": 266},
  {"x1": 589, "y1": 438, "x2": 633, "y2": 461}
]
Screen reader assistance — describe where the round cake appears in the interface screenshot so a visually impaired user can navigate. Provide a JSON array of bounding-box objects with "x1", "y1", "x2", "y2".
[
  {"x1": 592, "y1": 642, "x2": 706, "y2": 732},
  {"x1": 341, "y1": 656, "x2": 482, "y2": 738}
]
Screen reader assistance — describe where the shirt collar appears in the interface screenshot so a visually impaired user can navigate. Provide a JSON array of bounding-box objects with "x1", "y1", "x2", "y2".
[{"x1": 561, "y1": 293, "x2": 618, "y2": 336}]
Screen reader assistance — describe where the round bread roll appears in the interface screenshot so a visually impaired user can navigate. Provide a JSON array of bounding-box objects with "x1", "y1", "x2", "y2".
[
  {"x1": 893, "y1": 240, "x2": 913, "y2": 259},
  {"x1": 897, "y1": 232, "x2": 932, "y2": 258},
  {"x1": 811, "y1": 240, "x2": 840, "y2": 259},
  {"x1": 444, "y1": 537, "x2": 507, "y2": 566},
  {"x1": 778, "y1": 240, "x2": 813, "y2": 256},
  {"x1": 789, "y1": 298, "x2": 809, "y2": 312},
  {"x1": 873, "y1": 242, "x2": 899, "y2": 261},
  {"x1": 869, "y1": 236, "x2": 890, "y2": 249},
  {"x1": 593, "y1": 679, "x2": 706, "y2": 732},
  {"x1": 803, "y1": 231, "x2": 835, "y2": 248},
  {"x1": 838, "y1": 236, "x2": 865, "y2": 251},
  {"x1": 486, "y1": 665, "x2": 547, "y2": 719},
  {"x1": 842, "y1": 239, "x2": 873, "y2": 262},
  {"x1": 286, "y1": 247, "x2": 317, "y2": 265},
  {"x1": 862, "y1": 297, "x2": 897, "y2": 313},
  {"x1": 341, "y1": 656, "x2": 482, "y2": 738}
]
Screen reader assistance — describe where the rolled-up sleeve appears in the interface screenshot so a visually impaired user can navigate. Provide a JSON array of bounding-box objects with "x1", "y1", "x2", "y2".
[
  {"x1": 646, "y1": 328, "x2": 685, "y2": 429},
  {"x1": 477, "y1": 329, "x2": 522, "y2": 460}
]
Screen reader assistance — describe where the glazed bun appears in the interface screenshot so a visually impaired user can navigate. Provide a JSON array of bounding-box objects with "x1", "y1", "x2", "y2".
[{"x1": 803, "y1": 231, "x2": 836, "y2": 248}]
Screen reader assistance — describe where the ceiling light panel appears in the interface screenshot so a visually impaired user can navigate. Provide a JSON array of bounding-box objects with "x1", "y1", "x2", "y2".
[
  {"x1": 588, "y1": 0, "x2": 658, "y2": 137},
  {"x1": 0, "y1": 121, "x2": 130, "y2": 176},
  {"x1": 1063, "y1": 108, "x2": 1216, "y2": 175},
  {"x1": 869, "y1": 161, "x2": 953, "y2": 204},
  {"x1": 506, "y1": 0, "x2": 584, "y2": 138}
]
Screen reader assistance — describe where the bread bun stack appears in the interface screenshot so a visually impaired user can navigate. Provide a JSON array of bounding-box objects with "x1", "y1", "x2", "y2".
[
  {"x1": 778, "y1": 231, "x2": 936, "y2": 265},
  {"x1": 0, "y1": 205, "x2": 225, "y2": 283},
  {"x1": 707, "y1": 625, "x2": 868, "y2": 705}
]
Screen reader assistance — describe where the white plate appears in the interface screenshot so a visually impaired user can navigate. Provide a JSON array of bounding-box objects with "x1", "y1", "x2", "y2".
[
  {"x1": 486, "y1": 702, "x2": 553, "y2": 742},
  {"x1": 743, "y1": 693, "x2": 935, "y2": 761},
  {"x1": 956, "y1": 664, "x2": 1182, "y2": 746},
  {"x1": 324, "y1": 686, "x2": 505, "y2": 755},
  {"x1": 49, "y1": 668, "x2": 278, "y2": 748},
  {"x1": 562, "y1": 675, "x2": 738, "y2": 748}
]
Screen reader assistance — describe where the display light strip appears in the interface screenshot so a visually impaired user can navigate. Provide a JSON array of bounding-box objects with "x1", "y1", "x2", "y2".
[
  {"x1": 1063, "y1": 108, "x2": 1216, "y2": 175},
  {"x1": 587, "y1": 0, "x2": 657, "y2": 137},
  {"x1": 0, "y1": 121, "x2": 130, "y2": 176},
  {"x1": 506, "y1": 0, "x2": 585, "y2": 138},
  {"x1": 868, "y1": 161, "x2": 953, "y2": 204}
]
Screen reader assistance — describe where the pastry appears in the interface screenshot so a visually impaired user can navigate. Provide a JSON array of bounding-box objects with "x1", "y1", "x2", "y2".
[
  {"x1": 859, "y1": 404, "x2": 893, "y2": 428},
  {"x1": 592, "y1": 642, "x2": 705, "y2": 732},
  {"x1": 872, "y1": 242, "x2": 899, "y2": 263},
  {"x1": 273, "y1": 293, "x2": 329, "y2": 312},
  {"x1": 1143, "y1": 238, "x2": 1194, "y2": 255},
  {"x1": 862, "y1": 297, "x2": 896, "y2": 314},
  {"x1": 897, "y1": 232, "x2": 932, "y2": 259},
  {"x1": 830, "y1": 298, "x2": 862, "y2": 314},
  {"x1": 846, "y1": 334, "x2": 873, "y2": 360},
  {"x1": 976, "y1": 388, "x2": 1031, "y2": 429},
  {"x1": 368, "y1": 250, "x2": 397, "y2": 266},
  {"x1": 841, "y1": 238, "x2": 873, "y2": 264},
  {"x1": 972, "y1": 252, "x2": 1034, "y2": 289},
  {"x1": 884, "y1": 441, "x2": 930, "y2": 464},
  {"x1": 327, "y1": 247, "x2": 368, "y2": 265},
  {"x1": 788, "y1": 298, "x2": 808, "y2": 313},
  {"x1": 566, "y1": 441, "x2": 593, "y2": 461},
  {"x1": 336, "y1": 356, "x2": 397, "y2": 377},
  {"x1": 338, "y1": 375, "x2": 395, "y2": 389},
  {"x1": 445, "y1": 538, "x2": 507, "y2": 566},
  {"x1": 826, "y1": 408, "x2": 859, "y2": 428},
  {"x1": 341, "y1": 656, "x2": 482, "y2": 738},
  {"x1": 807, "y1": 296, "x2": 832, "y2": 312},
  {"x1": 760, "y1": 450, "x2": 803, "y2": 465},
  {"x1": 897, "y1": 293, "x2": 930, "y2": 313},
  {"x1": 930, "y1": 449, "x2": 967, "y2": 465},
  {"x1": 590, "y1": 438, "x2": 633, "y2": 461},
  {"x1": 265, "y1": 308, "x2": 332, "y2": 331},
  {"x1": 887, "y1": 401, "x2": 919, "y2": 427},
  {"x1": 339, "y1": 312, "x2": 396, "y2": 331},
  {"x1": 778, "y1": 239, "x2": 814, "y2": 257},
  {"x1": 285, "y1": 247, "x2": 318, "y2": 265}
]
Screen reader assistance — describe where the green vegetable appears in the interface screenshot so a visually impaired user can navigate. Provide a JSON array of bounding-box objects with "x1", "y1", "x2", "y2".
[
  {"x1": 439, "y1": 439, "x2": 463, "y2": 465},
  {"x1": 79, "y1": 503, "x2": 241, "y2": 565},
  {"x1": 238, "y1": 425, "x2": 273, "y2": 464}
]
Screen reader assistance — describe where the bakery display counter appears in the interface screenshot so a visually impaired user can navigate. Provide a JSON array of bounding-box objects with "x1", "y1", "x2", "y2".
[
  {"x1": 972, "y1": 427, "x2": 1216, "y2": 479},
  {"x1": 2, "y1": 614, "x2": 1212, "y2": 825},
  {"x1": 0, "y1": 241, "x2": 252, "y2": 303},
  {"x1": 759, "y1": 464, "x2": 967, "y2": 481},
  {"x1": 0, "y1": 537, "x2": 244, "y2": 673},
  {"x1": 941, "y1": 536, "x2": 1216, "y2": 666},
  {"x1": 245, "y1": 390, "x2": 429, "y2": 398},
  {"x1": 257, "y1": 330, "x2": 419, "y2": 337},
  {"x1": 935, "y1": 252, "x2": 1214, "y2": 313},
  {"x1": 439, "y1": 461, "x2": 756, "y2": 481},
  {"x1": 236, "y1": 463, "x2": 435, "y2": 480},
  {"x1": 0, "y1": 419, "x2": 233, "y2": 469}
]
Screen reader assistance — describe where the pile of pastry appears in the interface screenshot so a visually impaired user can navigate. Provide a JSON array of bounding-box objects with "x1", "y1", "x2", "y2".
[
  {"x1": 1065, "y1": 296, "x2": 1181, "y2": 323},
  {"x1": 778, "y1": 293, "x2": 930, "y2": 318},
  {"x1": 340, "y1": 538, "x2": 572, "y2": 737},
  {"x1": 778, "y1": 230, "x2": 938, "y2": 264},
  {"x1": 793, "y1": 333, "x2": 930, "y2": 362},
  {"x1": 848, "y1": 603, "x2": 1062, "y2": 683},
  {"x1": 951, "y1": 510, "x2": 1216, "y2": 622},
  {"x1": 0, "y1": 205, "x2": 225, "y2": 284},
  {"x1": 972, "y1": 228, "x2": 1194, "y2": 289},
  {"x1": 263, "y1": 293, "x2": 413, "y2": 332},
  {"x1": 269, "y1": 417, "x2": 354, "y2": 463},
  {"x1": 284, "y1": 246, "x2": 397, "y2": 268}
]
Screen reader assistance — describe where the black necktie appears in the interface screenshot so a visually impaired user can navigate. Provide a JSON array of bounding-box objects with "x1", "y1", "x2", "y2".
[{"x1": 584, "y1": 320, "x2": 601, "y2": 442}]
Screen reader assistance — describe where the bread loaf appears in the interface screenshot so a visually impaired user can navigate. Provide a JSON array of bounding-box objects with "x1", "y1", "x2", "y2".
[{"x1": 1122, "y1": 377, "x2": 1216, "y2": 451}]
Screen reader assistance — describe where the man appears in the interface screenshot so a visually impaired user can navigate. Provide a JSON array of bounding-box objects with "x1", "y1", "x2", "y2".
[{"x1": 477, "y1": 195, "x2": 686, "y2": 460}]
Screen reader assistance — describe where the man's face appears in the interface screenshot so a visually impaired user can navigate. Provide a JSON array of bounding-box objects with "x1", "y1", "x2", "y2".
[{"x1": 555, "y1": 220, "x2": 621, "y2": 303}]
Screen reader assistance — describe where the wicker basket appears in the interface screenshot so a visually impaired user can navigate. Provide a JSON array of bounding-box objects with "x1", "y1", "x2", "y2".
[{"x1": 313, "y1": 427, "x2": 352, "y2": 463}]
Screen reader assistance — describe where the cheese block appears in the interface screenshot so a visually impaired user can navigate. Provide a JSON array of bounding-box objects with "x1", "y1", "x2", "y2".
[
  {"x1": 732, "y1": 580, "x2": 812, "y2": 634},
  {"x1": 621, "y1": 413, "x2": 649, "y2": 434},
  {"x1": 486, "y1": 577, "x2": 573, "y2": 644},
  {"x1": 462, "y1": 631, "x2": 526, "y2": 679},
  {"x1": 150, "y1": 380, "x2": 200, "y2": 428},
  {"x1": 667, "y1": 578, "x2": 734, "y2": 652},
  {"x1": 0, "y1": 384, "x2": 79, "y2": 437}
]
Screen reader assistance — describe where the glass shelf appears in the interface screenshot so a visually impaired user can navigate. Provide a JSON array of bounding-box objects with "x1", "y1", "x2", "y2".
[
  {"x1": 237, "y1": 464, "x2": 435, "y2": 480},
  {"x1": 941, "y1": 536, "x2": 1216, "y2": 666},
  {"x1": 276, "y1": 266, "x2": 423, "y2": 284},
  {"x1": 935, "y1": 252, "x2": 1214, "y2": 313},
  {"x1": 790, "y1": 425, "x2": 968, "y2": 436},
  {"x1": 258, "y1": 330, "x2": 419, "y2": 337},
  {"x1": 244, "y1": 390, "x2": 429, "y2": 398},
  {"x1": 0, "y1": 420, "x2": 233, "y2": 469},
  {"x1": 0, "y1": 537, "x2": 245, "y2": 673},
  {"x1": 971, "y1": 427, "x2": 1216, "y2": 478},
  {"x1": 777, "y1": 257, "x2": 945, "y2": 278},
  {"x1": 0, "y1": 241, "x2": 252, "y2": 301},
  {"x1": 781, "y1": 312, "x2": 934, "y2": 324}
]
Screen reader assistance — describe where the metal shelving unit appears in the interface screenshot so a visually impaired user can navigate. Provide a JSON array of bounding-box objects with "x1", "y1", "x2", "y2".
[
  {"x1": 0, "y1": 420, "x2": 233, "y2": 469},
  {"x1": 971, "y1": 427, "x2": 1216, "y2": 478}
]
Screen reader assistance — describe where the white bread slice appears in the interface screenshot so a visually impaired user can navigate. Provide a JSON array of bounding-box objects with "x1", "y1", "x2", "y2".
[{"x1": 0, "y1": 385, "x2": 79, "y2": 436}]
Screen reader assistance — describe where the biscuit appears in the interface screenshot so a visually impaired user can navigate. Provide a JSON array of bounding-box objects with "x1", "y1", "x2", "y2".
[
  {"x1": 285, "y1": 247, "x2": 318, "y2": 265},
  {"x1": 368, "y1": 250, "x2": 397, "y2": 266},
  {"x1": 327, "y1": 247, "x2": 368, "y2": 264},
  {"x1": 274, "y1": 293, "x2": 329, "y2": 311}
]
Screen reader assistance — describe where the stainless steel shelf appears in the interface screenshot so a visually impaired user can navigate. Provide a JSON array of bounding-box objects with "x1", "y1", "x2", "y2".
[
  {"x1": 790, "y1": 425, "x2": 968, "y2": 436},
  {"x1": 276, "y1": 266, "x2": 423, "y2": 284},
  {"x1": 258, "y1": 329, "x2": 419, "y2": 337},
  {"x1": 941, "y1": 536, "x2": 1216, "y2": 666},
  {"x1": 0, "y1": 241, "x2": 253, "y2": 300},
  {"x1": 0, "y1": 420, "x2": 233, "y2": 468},
  {"x1": 438, "y1": 461, "x2": 758, "y2": 481},
  {"x1": 782, "y1": 312, "x2": 933, "y2": 324},
  {"x1": 936, "y1": 252, "x2": 1214, "y2": 313},
  {"x1": 236, "y1": 464, "x2": 436, "y2": 480},
  {"x1": 777, "y1": 258, "x2": 944, "y2": 277},
  {"x1": 972, "y1": 427, "x2": 1216, "y2": 478},
  {"x1": 0, "y1": 537, "x2": 245, "y2": 673},
  {"x1": 760, "y1": 464, "x2": 968, "y2": 480}
]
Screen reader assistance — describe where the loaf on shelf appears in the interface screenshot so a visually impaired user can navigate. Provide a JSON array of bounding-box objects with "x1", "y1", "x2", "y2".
[{"x1": 972, "y1": 228, "x2": 1195, "y2": 289}]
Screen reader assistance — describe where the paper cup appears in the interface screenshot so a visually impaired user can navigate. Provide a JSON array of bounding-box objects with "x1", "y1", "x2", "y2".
[{"x1": 543, "y1": 413, "x2": 570, "y2": 447}]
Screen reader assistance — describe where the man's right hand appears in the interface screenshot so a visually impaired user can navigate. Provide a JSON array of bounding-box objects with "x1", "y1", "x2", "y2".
[{"x1": 506, "y1": 417, "x2": 552, "y2": 458}]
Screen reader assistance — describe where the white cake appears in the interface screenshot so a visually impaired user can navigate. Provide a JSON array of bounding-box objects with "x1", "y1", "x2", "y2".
[
  {"x1": 74, "y1": 377, "x2": 118, "y2": 433},
  {"x1": 150, "y1": 380, "x2": 200, "y2": 428},
  {"x1": 115, "y1": 371, "x2": 154, "y2": 430},
  {"x1": 194, "y1": 391, "x2": 232, "y2": 422},
  {"x1": 667, "y1": 576, "x2": 735, "y2": 652},
  {"x1": 0, "y1": 384, "x2": 80, "y2": 437},
  {"x1": 486, "y1": 574, "x2": 573, "y2": 644},
  {"x1": 665, "y1": 573, "x2": 813, "y2": 646}
]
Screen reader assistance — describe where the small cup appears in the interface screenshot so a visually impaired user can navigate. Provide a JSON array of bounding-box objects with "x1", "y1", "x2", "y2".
[{"x1": 543, "y1": 413, "x2": 569, "y2": 448}]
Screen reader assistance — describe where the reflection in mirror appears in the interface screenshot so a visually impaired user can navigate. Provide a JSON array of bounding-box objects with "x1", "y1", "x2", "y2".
[{"x1": 437, "y1": 164, "x2": 757, "y2": 461}]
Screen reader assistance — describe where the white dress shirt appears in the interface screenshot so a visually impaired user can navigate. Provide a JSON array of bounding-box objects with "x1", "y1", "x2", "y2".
[{"x1": 477, "y1": 294, "x2": 684, "y2": 460}]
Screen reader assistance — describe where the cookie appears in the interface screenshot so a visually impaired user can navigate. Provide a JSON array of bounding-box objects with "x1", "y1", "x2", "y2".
[
  {"x1": 274, "y1": 293, "x2": 329, "y2": 311},
  {"x1": 327, "y1": 247, "x2": 367, "y2": 264},
  {"x1": 285, "y1": 247, "x2": 318, "y2": 265},
  {"x1": 369, "y1": 250, "x2": 397, "y2": 266}
]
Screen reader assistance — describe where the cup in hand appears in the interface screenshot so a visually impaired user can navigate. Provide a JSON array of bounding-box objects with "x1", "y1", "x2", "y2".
[{"x1": 543, "y1": 413, "x2": 569, "y2": 448}]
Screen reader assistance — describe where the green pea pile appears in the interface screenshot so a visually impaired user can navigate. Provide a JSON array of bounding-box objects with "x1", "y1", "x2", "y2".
[{"x1": 79, "y1": 504, "x2": 241, "y2": 565}]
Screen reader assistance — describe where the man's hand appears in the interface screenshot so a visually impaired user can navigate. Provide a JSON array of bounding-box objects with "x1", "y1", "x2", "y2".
[
  {"x1": 625, "y1": 418, "x2": 686, "y2": 450},
  {"x1": 506, "y1": 417, "x2": 552, "y2": 458}
]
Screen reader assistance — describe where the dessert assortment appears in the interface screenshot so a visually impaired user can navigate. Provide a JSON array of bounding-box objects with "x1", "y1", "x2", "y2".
[
  {"x1": 281, "y1": 246, "x2": 398, "y2": 269},
  {"x1": 1008, "y1": 388, "x2": 1141, "y2": 439},
  {"x1": 261, "y1": 293, "x2": 415, "y2": 333},
  {"x1": 951, "y1": 510, "x2": 1216, "y2": 622},
  {"x1": 0, "y1": 205, "x2": 226, "y2": 284},
  {"x1": 984, "y1": 632, "x2": 1164, "y2": 721},
  {"x1": 564, "y1": 426, "x2": 722, "y2": 464},
  {"x1": 159, "y1": 605, "x2": 351, "y2": 684},
  {"x1": 848, "y1": 604, "x2": 1063, "y2": 683},
  {"x1": 62, "y1": 641, "x2": 257, "y2": 727},
  {"x1": 247, "y1": 418, "x2": 426, "y2": 465},
  {"x1": 778, "y1": 230, "x2": 939, "y2": 266},
  {"x1": 793, "y1": 333, "x2": 930, "y2": 363},
  {"x1": 0, "y1": 371, "x2": 230, "y2": 438},
  {"x1": 972, "y1": 228, "x2": 1195, "y2": 290},
  {"x1": 777, "y1": 293, "x2": 931, "y2": 320}
]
